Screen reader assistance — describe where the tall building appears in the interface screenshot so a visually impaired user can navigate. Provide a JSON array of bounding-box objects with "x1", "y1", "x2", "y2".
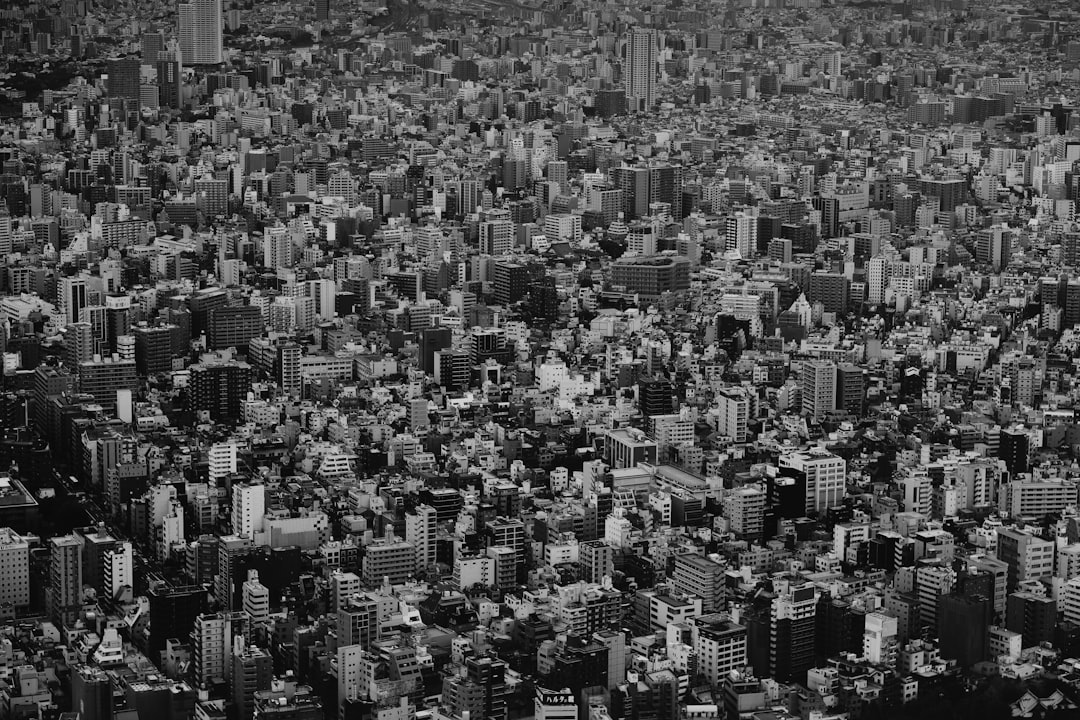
[
  {"x1": 242, "y1": 570, "x2": 270, "y2": 625},
  {"x1": 779, "y1": 448, "x2": 847, "y2": 514},
  {"x1": 194, "y1": 610, "x2": 250, "y2": 687},
  {"x1": 72, "y1": 665, "x2": 113, "y2": 720},
  {"x1": 638, "y1": 376, "x2": 675, "y2": 420},
  {"x1": 999, "y1": 427, "x2": 1031, "y2": 476},
  {"x1": 770, "y1": 579, "x2": 820, "y2": 683},
  {"x1": 178, "y1": 0, "x2": 224, "y2": 65},
  {"x1": 148, "y1": 583, "x2": 209, "y2": 664},
  {"x1": 190, "y1": 358, "x2": 252, "y2": 422},
  {"x1": 671, "y1": 554, "x2": 726, "y2": 612},
  {"x1": 996, "y1": 527, "x2": 1054, "y2": 592},
  {"x1": 938, "y1": 593, "x2": 991, "y2": 668},
  {"x1": 690, "y1": 614, "x2": 747, "y2": 686},
  {"x1": 106, "y1": 56, "x2": 141, "y2": 100},
  {"x1": 233, "y1": 644, "x2": 273, "y2": 720},
  {"x1": 208, "y1": 305, "x2": 263, "y2": 351},
  {"x1": 78, "y1": 356, "x2": 137, "y2": 413},
  {"x1": 405, "y1": 505, "x2": 437, "y2": 573},
  {"x1": 725, "y1": 212, "x2": 758, "y2": 257},
  {"x1": 314, "y1": 0, "x2": 329, "y2": 20},
  {"x1": 580, "y1": 540, "x2": 614, "y2": 584},
  {"x1": 48, "y1": 535, "x2": 82, "y2": 627},
  {"x1": 1006, "y1": 591, "x2": 1056, "y2": 646},
  {"x1": 716, "y1": 386, "x2": 751, "y2": 443},
  {"x1": 835, "y1": 364, "x2": 866, "y2": 417},
  {"x1": 0, "y1": 528, "x2": 30, "y2": 610},
  {"x1": 625, "y1": 28, "x2": 657, "y2": 112},
  {"x1": 232, "y1": 482, "x2": 266, "y2": 540},
  {"x1": 801, "y1": 360, "x2": 837, "y2": 423}
]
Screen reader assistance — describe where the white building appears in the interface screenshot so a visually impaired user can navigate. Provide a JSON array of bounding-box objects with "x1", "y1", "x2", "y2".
[
  {"x1": 242, "y1": 570, "x2": 270, "y2": 625},
  {"x1": 232, "y1": 482, "x2": 266, "y2": 539}
]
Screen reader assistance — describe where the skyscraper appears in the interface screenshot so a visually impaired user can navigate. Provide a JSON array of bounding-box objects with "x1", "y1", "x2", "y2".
[
  {"x1": 178, "y1": 0, "x2": 224, "y2": 65},
  {"x1": 625, "y1": 28, "x2": 657, "y2": 112},
  {"x1": 106, "y1": 57, "x2": 141, "y2": 100}
]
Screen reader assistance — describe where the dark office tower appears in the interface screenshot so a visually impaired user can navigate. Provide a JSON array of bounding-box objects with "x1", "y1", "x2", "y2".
[
  {"x1": 190, "y1": 359, "x2": 252, "y2": 422},
  {"x1": 141, "y1": 32, "x2": 165, "y2": 62},
  {"x1": 106, "y1": 57, "x2": 141, "y2": 100},
  {"x1": 233, "y1": 646, "x2": 274, "y2": 720},
  {"x1": 812, "y1": 195, "x2": 840, "y2": 238},
  {"x1": 893, "y1": 192, "x2": 921, "y2": 228},
  {"x1": 492, "y1": 261, "x2": 529, "y2": 306},
  {"x1": 208, "y1": 305, "x2": 263, "y2": 352},
  {"x1": 808, "y1": 271, "x2": 850, "y2": 314},
  {"x1": 157, "y1": 59, "x2": 182, "y2": 109},
  {"x1": 71, "y1": 665, "x2": 112, "y2": 720},
  {"x1": 1064, "y1": 280, "x2": 1080, "y2": 329},
  {"x1": 550, "y1": 636, "x2": 611, "y2": 694},
  {"x1": 1006, "y1": 591, "x2": 1056, "y2": 645},
  {"x1": 529, "y1": 278, "x2": 559, "y2": 321},
  {"x1": 502, "y1": 158, "x2": 527, "y2": 190},
  {"x1": 836, "y1": 364, "x2": 865, "y2": 417},
  {"x1": 105, "y1": 298, "x2": 131, "y2": 353},
  {"x1": 134, "y1": 324, "x2": 175, "y2": 375},
  {"x1": 611, "y1": 166, "x2": 650, "y2": 220},
  {"x1": 48, "y1": 535, "x2": 82, "y2": 628},
  {"x1": 442, "y1": 656, "x2": 511, "y2": 720},
  {"x1": 638, "y1": 376, "x2": 675, "y2": 421},
  {"x1": 78, "y1": 357, "x2": 137, "y2": 413},
  {"x1": 314, "y1": 0, "x2": 329, "y2": 21},
  {"x1": 918, "y1": 177, "x2": 965, "y2": 212},
  {"x1": 771, "y1": 581, "x2": 819, "y2": 683},
  {"x1": 148, "y1": 583, "x2": 209, "y2": 665},
  {"x1": 938, "y1": 594, "x2": 990, "y2": 668},
  {"x1": 189, "y1": 288, "x2": 228, "y2": 340},
  {"x1": 419, "y1": 327, "x2": 452, "y2": 375},
  {"x1": 596, "y1": 89, "x2": 627, "y2": 117},
  {"x1": 649, "y1": 164, "x2": 685, "y2": 220},
  {"x1": 999, "y1": 428, "x2": 1030, "y2": 476}
]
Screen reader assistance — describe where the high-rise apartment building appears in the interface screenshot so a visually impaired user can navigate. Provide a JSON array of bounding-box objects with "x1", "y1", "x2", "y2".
[
  {"x1": 625, "y1": 28, "x2": 657, "y2": 112},
  {"x1": 232, "y1": 482, "x2": 266, "y2": 540},
  {"x1": 48, "y1": 535, "x2": 82, "y2": 627},
  {"x1": 801, "y1": 359, "x2": 837, "y2": 423},
  {"x1": 178, "y1": 0, "x2": 224, "y2": 65}
]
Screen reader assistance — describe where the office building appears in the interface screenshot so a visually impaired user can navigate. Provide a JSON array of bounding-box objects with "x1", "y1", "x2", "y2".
[
  {"x1": 671, "y1": 553, "x2": 726, "y2": 612},
  {"x1": 691, "y1": 614, "x2": 748, "y2": 686},
  {"x1": 1006, "y1": 591, "x2": 1056, "y2": 646},
  {"x1": 148, "y1": 583, "x2": 209, "y2": 664},
  {"x1": 208, "y1": 305, "x2": 263, "y2": 351},
  {"x1": 996, "y1": 527, "x2": 1054, "y2": 592},
  {"x1": 0, "y1": 528, "x2": 30, "y2": 610},
  {"x1": 770, "y1": 580, "x2": 819, "y2": 683}
]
